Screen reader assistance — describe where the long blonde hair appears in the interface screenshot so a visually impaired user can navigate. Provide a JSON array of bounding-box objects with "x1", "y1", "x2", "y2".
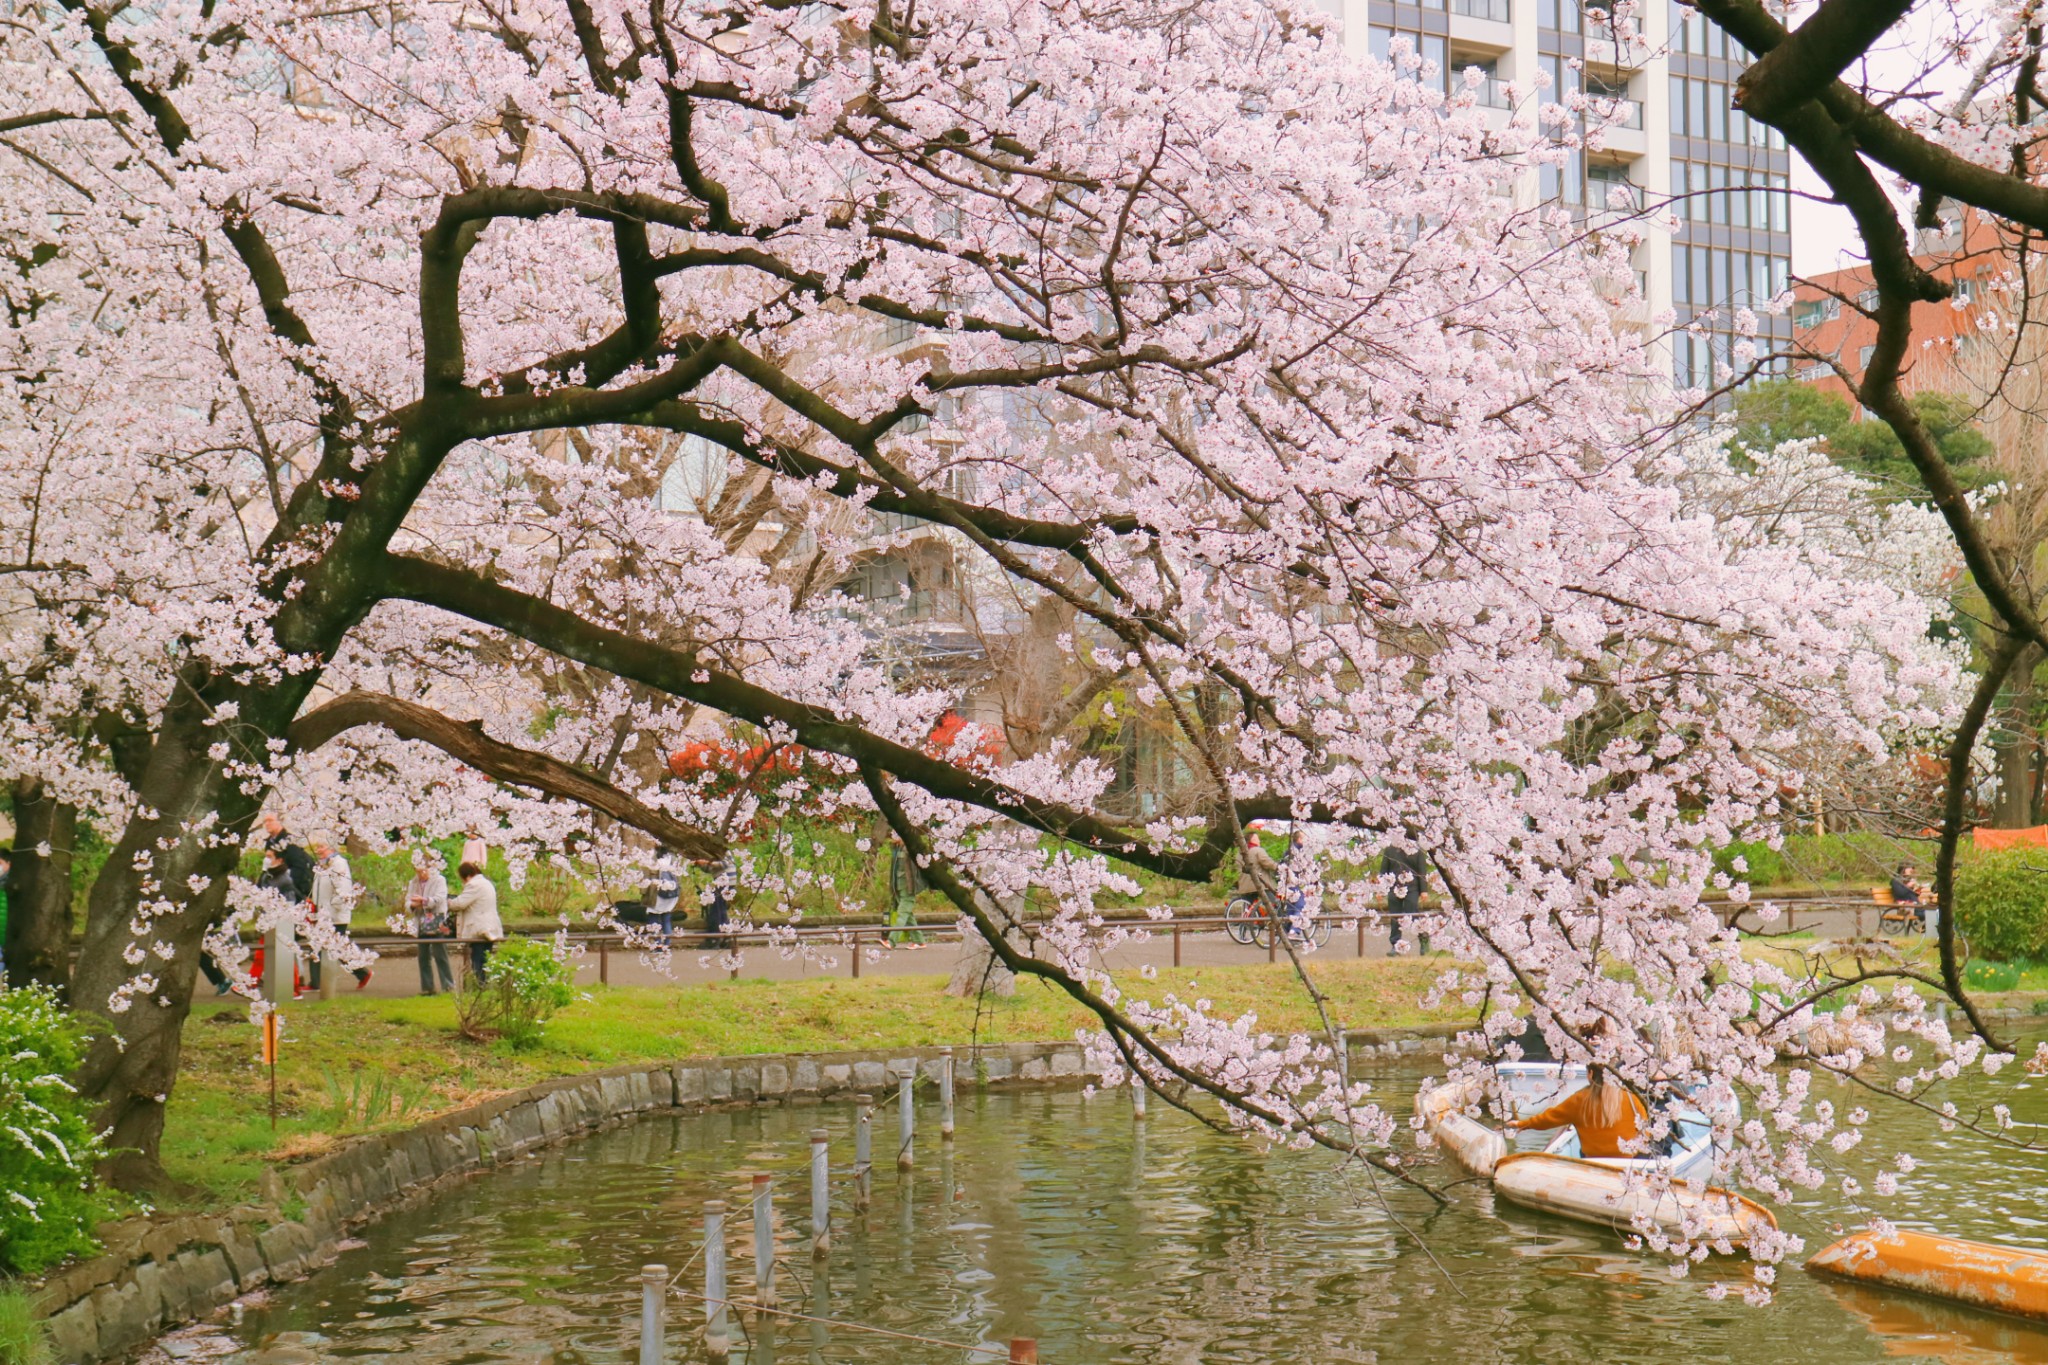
[{"x1": 1584, "y1": 1064, "x2": 1641, "y2": 1133}]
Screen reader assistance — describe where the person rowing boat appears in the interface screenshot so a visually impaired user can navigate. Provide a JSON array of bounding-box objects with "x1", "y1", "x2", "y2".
[{"x1": 1504, "y1": 1062, "x2": 1649, "y2": 1159}]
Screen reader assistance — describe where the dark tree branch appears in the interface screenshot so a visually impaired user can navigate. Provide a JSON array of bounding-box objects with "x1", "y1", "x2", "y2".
[
  {"x1": 289, "y1": 690, "x2": 725, "y2": 860},
  {"x1": 1736, "y1": 0, "x2": 1915, "y2": 123},
  {"x1": 376, "y1": 551, "x2": 1236, "y2": 880},
  {"x1": 1930, "y1": 635, "x2": 2023, "y2": 1049}
]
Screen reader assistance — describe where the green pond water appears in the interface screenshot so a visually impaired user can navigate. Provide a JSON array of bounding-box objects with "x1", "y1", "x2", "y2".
[{"x1": 155, "y1": 1049, "x2": 2048, "y2": 1365}]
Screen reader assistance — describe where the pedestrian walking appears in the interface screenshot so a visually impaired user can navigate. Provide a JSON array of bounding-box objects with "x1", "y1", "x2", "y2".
[
  {"x1": 407, "y1": 853, "x2": 455, "y2": 995},
  {"x1": 306, "y1": 837, "x2": 371, "y2": 990},
  {"x1": 449, "y1": 859, "x2": 503, "y2": 982},
  {"x1": 697, "y1": 854, "x2": 733, "y2": 947},
  {"x1": 886, "y1": 838, "x2": 926, "y2": 944},
  {"x1": 251, "y1": 847, "x2": 304, "y2": 998},
  {"x1": 460, "y1": 825, "x2": 489, "y2": 876},
  {"x1": 645, "y1": 853, "x2": 681, "y2": 947},
  {"x1": 1381, "y1": 841, "x2": 1431, "y2": 954}
]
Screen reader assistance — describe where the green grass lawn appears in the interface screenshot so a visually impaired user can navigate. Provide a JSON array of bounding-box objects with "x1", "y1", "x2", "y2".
[{"x1": 164, "y1": 957, "x2": 1466, "y2": 1207}]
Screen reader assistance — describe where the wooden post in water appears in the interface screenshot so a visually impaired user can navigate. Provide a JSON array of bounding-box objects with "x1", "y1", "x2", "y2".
[
  {"x1": 751, "y1": 1174, "x2": 776, "y2": 1307},
  {"x1": 1335, "y1": 1026, "x2": 1349, "y2": 1080},
  {"x1": 939, "y1": 1047, "x2": 956, "y2": 1140},
  {"x1": 896, "y1": 1068, "x2": 916, "y2": 1171},
  {"x1": 809, "y1": 1129, "x2": 831, "y2": 1258},
  {"x1": 639, "y1": 1264, "x2": 667, "y2": 1365},
  {"x1": 702, "y1": 1202, "x2": 729, "y2": 1359},
  {"x1": 853, "y1": 1094, "x2": 874, "y2": 1210},
  {"x1": 1130, "y1": 1071, "x2": 1147, "y2": 1119}
]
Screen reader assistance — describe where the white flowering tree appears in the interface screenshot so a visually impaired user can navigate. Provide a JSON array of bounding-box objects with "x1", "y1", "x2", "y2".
[{"x1": 0, "y1": 0, "x2": 1977, "y2": 1274}]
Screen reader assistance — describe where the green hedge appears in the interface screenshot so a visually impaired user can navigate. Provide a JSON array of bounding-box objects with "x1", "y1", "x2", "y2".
[{"x1": 1954, "y1": 849, "x2": 2048, "y2": 963}]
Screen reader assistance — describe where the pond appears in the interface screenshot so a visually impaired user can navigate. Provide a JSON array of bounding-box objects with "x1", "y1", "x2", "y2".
[{"x1": 154, "y1": 1047, "x2": 2048, "y2": 1365}]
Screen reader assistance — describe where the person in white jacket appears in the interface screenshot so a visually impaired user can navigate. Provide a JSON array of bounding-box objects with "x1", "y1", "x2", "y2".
[
  {"x1": 449, "y1": 859, "x2": 503, "y2": 982},
  {"x1": 307, "y1": 837, "x2": 371, "y2": 991},
  {"x1": 407, "y1": 853, "x2": 455, "y2": 995}
]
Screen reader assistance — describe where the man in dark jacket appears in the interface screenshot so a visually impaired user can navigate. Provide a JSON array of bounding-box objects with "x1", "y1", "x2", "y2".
[
  {"x1": 1381, "y1": 841, "x2": 1430, "y2": 954},
  {"x1": 262, "y1": 814, "x2": 314, "y2": 902}
]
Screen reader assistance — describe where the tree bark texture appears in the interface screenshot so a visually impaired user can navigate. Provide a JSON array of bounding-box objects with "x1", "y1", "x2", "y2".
[{"x1": 4, "y1": 777, "x2": 76, "y2": 995}]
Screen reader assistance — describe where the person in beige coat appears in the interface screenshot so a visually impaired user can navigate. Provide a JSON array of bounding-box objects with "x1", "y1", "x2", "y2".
[{"x1": 449, "y1": 860, "x2": 504, "y2": 982}]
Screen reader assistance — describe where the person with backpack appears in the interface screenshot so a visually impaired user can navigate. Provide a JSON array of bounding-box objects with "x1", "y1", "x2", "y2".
[{"x1": 407, "y1": 853, "x2": 455, "y2": 995}]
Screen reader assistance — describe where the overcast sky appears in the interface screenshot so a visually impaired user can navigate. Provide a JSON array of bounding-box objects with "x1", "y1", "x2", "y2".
[
  {"x1": 1784, "y1": 5, "x2": 1983, "y2": 279},
  {"x1": 1790, "y1": 159, "x2": 1864, "y2": 279}
]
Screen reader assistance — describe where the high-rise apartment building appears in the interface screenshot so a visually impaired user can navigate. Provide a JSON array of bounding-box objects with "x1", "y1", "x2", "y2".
[{"x1": 1324, "y1": 0, "x2": 1793, "y2": 388}]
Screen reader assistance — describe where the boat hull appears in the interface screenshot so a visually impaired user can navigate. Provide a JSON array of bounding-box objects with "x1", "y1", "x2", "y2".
[
  {"x1": 1808, "y1": 1229, "x2": 2048, "y2": 1321},
  {"x1": 1492, "y1": 1152, "x2": 1776, "y2": 1245},
  {"x1": 1415, "y1": 1079, "x2": 1508, "y2": 1178}
]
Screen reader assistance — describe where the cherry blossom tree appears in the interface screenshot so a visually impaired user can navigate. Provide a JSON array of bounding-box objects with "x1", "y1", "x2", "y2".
[{"x1": 0, "y1": 0, "x2": 1962, "y2": 1250}]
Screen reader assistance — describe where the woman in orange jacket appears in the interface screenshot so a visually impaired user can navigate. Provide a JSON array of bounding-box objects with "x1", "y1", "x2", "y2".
[{"x1": 1506, "y1": 1064, "x2": 1649, "y2": 1158}]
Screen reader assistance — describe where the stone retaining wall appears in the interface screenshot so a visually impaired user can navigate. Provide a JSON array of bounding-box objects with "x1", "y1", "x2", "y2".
[{"x1": 33, "y1": 1024, "x2": 1474, "y2": 1364}]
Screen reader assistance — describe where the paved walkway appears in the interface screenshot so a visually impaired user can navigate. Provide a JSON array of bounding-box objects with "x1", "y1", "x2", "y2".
[
  {"x1": 268, "y1": 900, "x2": 1902, "y2": 1002},
  {"x1": 282, "y1": 920, "x2": 1426, "y2": 1000}
]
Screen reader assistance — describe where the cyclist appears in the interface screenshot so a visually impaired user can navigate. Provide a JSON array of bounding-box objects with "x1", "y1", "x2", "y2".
[
  {"x1": 1238, "y1": 823, "x2": 1281, "y2": 906},
  {"x1": 1277, "y1": 828, "x2": 1313, "y2": 942}
]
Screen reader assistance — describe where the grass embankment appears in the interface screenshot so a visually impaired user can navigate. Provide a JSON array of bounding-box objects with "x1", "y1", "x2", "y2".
[{"x1": 165, "y1": 957, "x2": 1464, "y2": 1207}]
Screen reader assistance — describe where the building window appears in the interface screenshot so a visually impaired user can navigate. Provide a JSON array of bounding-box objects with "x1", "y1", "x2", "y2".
[
  {"x1": 1589, "y1": 161, "x2": 1637, "y2": 210},
  {"x1": 1858, "y1": 344, "x2": 1876, "y2": 370},
  {"x1": 1954, "y1": 277, "x2": 1974, "y2": 303},
  {"x1": 1857, "y1": 288, "x2": 1879, "y2": 311},
  {"x1": 1793, "y1": 299, "x2": 1827, "y2": 328},
  {"x1": 1585, "y1": 72, "x2": 1639, "y2": 129}
]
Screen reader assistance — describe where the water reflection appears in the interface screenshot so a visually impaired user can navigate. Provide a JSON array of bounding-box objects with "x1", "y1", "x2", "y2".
[{"x1": 158, "y1": 1053, "x2": 2048, "y2": 1365}]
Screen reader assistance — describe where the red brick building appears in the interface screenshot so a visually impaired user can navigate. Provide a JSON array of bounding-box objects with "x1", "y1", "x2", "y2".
[{"x1": 1791, "y1": 208, "x2": 2007, "y2": 407}]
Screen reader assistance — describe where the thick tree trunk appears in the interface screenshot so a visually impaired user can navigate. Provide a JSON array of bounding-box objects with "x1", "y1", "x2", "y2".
[
  {"x1": 4, "y1": 777, "x2": 76, "y2": 994},
  {"x1": 70, "y1": 679, "x2": 284, "y2": 1191}
]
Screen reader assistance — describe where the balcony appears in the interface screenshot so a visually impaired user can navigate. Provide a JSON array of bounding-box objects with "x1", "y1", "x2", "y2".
[{"x1": 1448, "y1": 0, "x2": 1512, "y2": 53}]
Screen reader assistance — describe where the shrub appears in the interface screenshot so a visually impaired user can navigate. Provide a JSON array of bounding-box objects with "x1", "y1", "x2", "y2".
[
  {"x1": 1963, "y1": 959, "x2": 2023, "y2": 993},
  {"x1": 0, "y1": 985, "x2": 115, "y2": 1276},
  {"x1": 1952, "y1": 850, "x2": 2048, "y2": 964},
  {"x1": 455, "y1": 939, "x2": 577, "y2": 1048}
]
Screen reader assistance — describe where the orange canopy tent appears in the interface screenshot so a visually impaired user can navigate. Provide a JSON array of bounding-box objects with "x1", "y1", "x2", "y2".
[{"x1": 1971, "y1": 825, "x2": 2048, "y2": 851}]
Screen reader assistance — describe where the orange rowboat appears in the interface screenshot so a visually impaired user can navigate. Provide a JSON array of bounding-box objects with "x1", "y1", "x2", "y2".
[{"x1": 1809, "y1": 1229, "x2": 2048, "y2": 1322}]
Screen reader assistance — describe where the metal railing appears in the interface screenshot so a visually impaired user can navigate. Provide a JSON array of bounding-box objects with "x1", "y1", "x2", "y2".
[{"x1": 212, "y1": 894, "x2": 1895, "y2": 992}]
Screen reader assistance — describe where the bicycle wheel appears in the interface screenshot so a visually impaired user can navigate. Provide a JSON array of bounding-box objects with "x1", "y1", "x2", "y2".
[
  {"x1": 1306, "y1": 914, "x2": 1333, "y2": 949},
  {"x1": 1225, "y1": 896, "x2": 1262, "y2": 946}
]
